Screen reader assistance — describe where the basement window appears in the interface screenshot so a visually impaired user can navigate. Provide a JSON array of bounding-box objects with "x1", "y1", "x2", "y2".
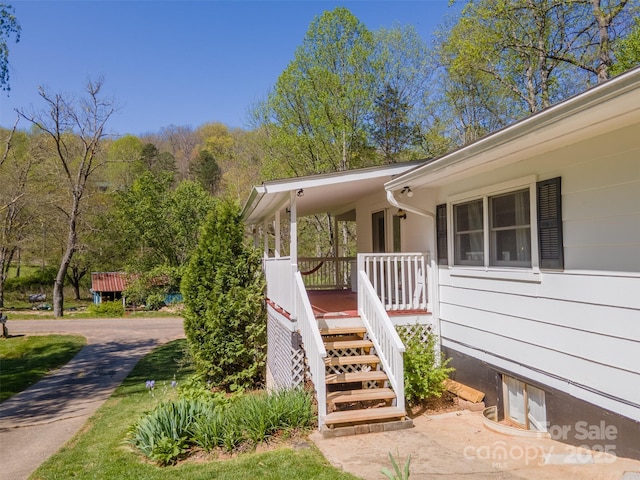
[{"x1": 503, "y1": 375, "x2": 547, "y2": 432}]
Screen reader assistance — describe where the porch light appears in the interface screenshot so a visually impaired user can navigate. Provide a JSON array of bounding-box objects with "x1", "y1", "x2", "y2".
[
  {"x1": 396, "y1": 209, "x2": 407, "y2": 219},
  {"x1": 401, "y1": 186, "x2": 413, "y2": 197},
  {"x1": 297, "y1": 189, "x2": 304, "y2": 197}
]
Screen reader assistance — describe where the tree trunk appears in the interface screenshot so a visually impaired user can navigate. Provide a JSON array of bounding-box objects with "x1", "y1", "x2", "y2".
[{"x1": 53, "y1": 196, "x2": 80, "y2": 317}]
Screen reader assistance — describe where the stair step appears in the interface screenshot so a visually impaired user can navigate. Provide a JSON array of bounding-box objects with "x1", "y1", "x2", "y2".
[
  {"x1": 325, "y1": 370, "x2": 388, "y2": 385},
  {"x1": 324, "y1": 354, "x2": 380, "y2": 367},
  {"x1": 319, "y1": 326, "x2": 367, "y2": 336},
  {"x1": 324, "y1": 406, "x2": 406, "y2": 426},
  {"x1": 327, "y1": 387, "x2": 396, "y2": 405},
  {"x1": 324, "y1": 339, "x2": 373, "y2": 350},
  {"x1": 322, "y1": 334, "x2": 363, "y2": 342}
]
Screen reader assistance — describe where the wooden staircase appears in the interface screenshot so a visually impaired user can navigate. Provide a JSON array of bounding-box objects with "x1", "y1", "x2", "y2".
[{"x1": 319, "y1": 322, "x2": 407, "y2": 429}]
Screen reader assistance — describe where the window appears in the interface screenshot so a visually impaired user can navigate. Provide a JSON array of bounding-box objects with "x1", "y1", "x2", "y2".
[
  {"x1": 490, "y1": 189, "x2": 531, "y2": 267},
  {"x1": 453, "y1": 190, "x2": 531, "y2": 267},
  {"x1": 454, "y1": 199, "x2": 484, "y2": 265},
  {"x1": 503, "y1": 375, "x2": 547, "y2": 432},
  {"x1": 436, "y1": 204, "x2": 448, "y2": 265},
  {"x1": 444, "y1": 176, "x2": 562, "y2": 270}
]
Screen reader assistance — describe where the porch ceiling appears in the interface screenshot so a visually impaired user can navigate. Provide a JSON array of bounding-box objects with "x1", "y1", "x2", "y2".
[{"x1": 242, "y1": 161, "x2": 424, "y2": 225}]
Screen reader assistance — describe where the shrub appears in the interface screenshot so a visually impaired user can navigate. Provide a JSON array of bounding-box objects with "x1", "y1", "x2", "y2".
[
  {"x1": 130, "y1": 398, "x2": 211, "y2": 465},
  {"x1": 144, "y1": 292, "x2": 166, "y2": 311},
  {"x1": 131, "y1": 388, "x2": 314, "y2": 464},
  {"x1": 87, "y1": 300, "x2": 125, "y2": 317},
  {"x1": 181, "y1": 199, "x2": 266, "y2": 392},
  {"x1": 400, "y1": 330, "x2": 454, "y2": 406},
  {"x1": 4, "y1": 267, "x2": 57, "y2": 293}
]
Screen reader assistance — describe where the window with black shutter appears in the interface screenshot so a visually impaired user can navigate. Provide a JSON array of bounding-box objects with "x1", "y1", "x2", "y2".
[
  {"x1": 537, "y1": 177, "x2": 564, "y2": 270},
  {"x1": 436, "y1": 204, "x2": 448, "y2": 265}
]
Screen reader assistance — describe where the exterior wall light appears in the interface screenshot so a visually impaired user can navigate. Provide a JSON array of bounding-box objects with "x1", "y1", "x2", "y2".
[
  {"x1": 396, "y1": 209, "x2": 407, "y2": 219},
  {"x1": 297, "y1": 189, "x2": 304, "y2": 197},
  {"x1": 401, "y1": 186, "x2": 413, "y2": 197}
]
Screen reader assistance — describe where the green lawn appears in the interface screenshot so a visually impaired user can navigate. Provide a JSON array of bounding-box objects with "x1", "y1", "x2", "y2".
[
  {"x1": 31, "y1": 339, "x2": 359, "y2": 480},
  {"x1": 0, "y1": 334, "x2": 86, "y2": 402}
]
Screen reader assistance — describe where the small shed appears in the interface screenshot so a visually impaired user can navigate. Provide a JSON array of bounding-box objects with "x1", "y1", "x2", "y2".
[{"x1": 91, "y1": 272, "x2": 128, "y2": 305}]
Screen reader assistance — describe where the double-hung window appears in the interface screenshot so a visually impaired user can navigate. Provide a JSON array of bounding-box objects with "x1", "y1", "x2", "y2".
[
  {"x1": 454, "y1": 199, "x2": 484, "y2": 265},
  {"x1": 437, "y1": 177, "x2": 563, "y2": 270},
  {"x1": 490, "y1": 189, "x2": 531, "y2": 267}
]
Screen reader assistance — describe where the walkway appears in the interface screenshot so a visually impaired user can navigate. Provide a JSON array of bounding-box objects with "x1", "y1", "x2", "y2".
[
  {"x1": 311, "y1": 410, "x2": 640, "y2": 479},
  {"x1": 0, "y1": 317, "x2": 185, "y2": 480}
]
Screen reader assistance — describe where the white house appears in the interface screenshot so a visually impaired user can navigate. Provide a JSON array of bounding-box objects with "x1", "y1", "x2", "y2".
[{"x1": 241, "y1": 66, "x2": 640, "y2": 459}]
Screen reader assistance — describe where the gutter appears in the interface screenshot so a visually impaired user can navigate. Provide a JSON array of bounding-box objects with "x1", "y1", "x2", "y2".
[
  {"x1": 386, "y1": 190, "x2": 443, "y2": 359},
  {"x1": 386, "y1": 190, "x2": 435, "y2": 219}
]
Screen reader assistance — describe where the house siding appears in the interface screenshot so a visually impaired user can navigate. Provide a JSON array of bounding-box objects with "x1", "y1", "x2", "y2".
[
  {"x1": 432, "y1": 115, "x2": 640, "y2": 459},
  {"x1": 444, "y1": 346, "x2": 640, "y2": 461}
]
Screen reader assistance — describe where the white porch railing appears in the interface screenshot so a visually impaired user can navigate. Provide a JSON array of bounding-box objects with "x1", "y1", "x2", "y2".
[
  {"x1": 293, "y1": 271, "x2": 327, "y2": 428},
  {"x1": 264, "y1": 256, "x2": 293, "y2": 314},
  {"x1": 298, "y1": 256, "x2": 356, "y2": 290},
  {"x1": 358, "y1": 271, "x2": 405, "y2": 410},
  {"x1": 358, "y1": 253, "x2": 429, "y2": 311}
]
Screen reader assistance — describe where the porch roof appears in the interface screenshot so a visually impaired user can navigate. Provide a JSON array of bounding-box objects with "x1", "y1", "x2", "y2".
[
  {"x1": 242, "y1": 160, "x2": 424, "y2": 225},
  {"x1": 386, "y1": 66, "x2": 640, "y2": 192}
]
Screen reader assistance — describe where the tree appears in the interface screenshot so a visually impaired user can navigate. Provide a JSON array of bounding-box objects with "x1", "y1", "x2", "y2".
[
  {"x1": 181, "y1": 199, "x2": 266, "y2": 391},
  {"x1": 370, "y1": 84, "x2": 417, "y2": 163},
  {"x1": 111, "y1": 172, "x2": 215, "y2": 270},
  {"x1": 372, "y1": 24, "x2": 430, "y2": 160},
  {"x1": 0, "y1": 124, "x2": 40, "y2": 307},
  {"x1": 611, "y1": 17, "x2": 640, "y2": 75},
  {"x1": 189, "y1": 149, "x2": 221, "y2": 195},
  {"x1": 0, "y1": 3, "x2": 20, "y2": 91},
  {"x1": 139, "y1": 143, "x2": 176, "y2": 179},
  {"x1": 17, "y1": 79, "x2": 116, "y2": 316},
  {"x1": 255, "y1": 7, "x2": 377, "y2": 178}
]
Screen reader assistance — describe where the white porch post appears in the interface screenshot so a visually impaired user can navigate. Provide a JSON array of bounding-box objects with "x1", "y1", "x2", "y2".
[
  {"x1": 334, "y1": 213, "x2": 339, "y2": 287},
  {"x1": 263, "y1": 220, "x2": 269, "y2": 258},
  {"x1": 275, "y1": 210, "x2": 281, "y2": 258},
  {"x1": 290, "y1": 191, "x2": 298, "y2": 319}
]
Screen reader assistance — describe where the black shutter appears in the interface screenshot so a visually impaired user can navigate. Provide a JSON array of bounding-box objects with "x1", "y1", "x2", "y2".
[
  {"x1": 436, "y1": 203, "x2": 448, "y2": 266},
  {"x1": 537, "y1": 177, "x2": 564, "y2": 269}
]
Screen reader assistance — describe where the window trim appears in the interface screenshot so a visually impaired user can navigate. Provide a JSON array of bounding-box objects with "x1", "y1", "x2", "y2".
[{"x1": 447, "y1": 176, "x2": 539, "y2": 271}]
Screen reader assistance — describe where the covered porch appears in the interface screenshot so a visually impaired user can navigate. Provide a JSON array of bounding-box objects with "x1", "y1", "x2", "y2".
[{"x1": 242, "y1": 162, "x2": 434, "y2": 430}]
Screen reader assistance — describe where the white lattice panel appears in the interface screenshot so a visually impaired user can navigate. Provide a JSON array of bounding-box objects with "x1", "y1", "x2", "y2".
[
  {"x1": 267, "y1": 314, "x2": 305, "y2": 389},
  {"x1": 396, "y1": 323, "x2": 432, "y2": 344}
]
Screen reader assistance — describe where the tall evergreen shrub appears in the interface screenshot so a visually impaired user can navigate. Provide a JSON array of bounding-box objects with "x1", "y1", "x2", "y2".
[{"x1": 181, "y1": 199, "x2": 266, "y2": 391}]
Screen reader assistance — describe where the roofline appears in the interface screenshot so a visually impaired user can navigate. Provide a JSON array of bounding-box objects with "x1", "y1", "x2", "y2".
[
  {"x1": 386, "y1": 66, "x2": 640, "y2": 191},
  {"x1": 241, "y1": 160, "x2": 425, "y2": 220}
]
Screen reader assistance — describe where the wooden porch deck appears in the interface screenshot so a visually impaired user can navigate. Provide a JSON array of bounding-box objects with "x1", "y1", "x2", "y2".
[
  {"x1": 308, "y1": 289, "x2": 428, "y2": 318},
  {"x1": 308, "y1": 290, "x2": 358, "y2": 317}
]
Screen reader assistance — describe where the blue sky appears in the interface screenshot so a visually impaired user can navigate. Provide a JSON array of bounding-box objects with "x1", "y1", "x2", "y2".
[{"x1": 1, "y1": 1, "x2": 453, "y2": 136}]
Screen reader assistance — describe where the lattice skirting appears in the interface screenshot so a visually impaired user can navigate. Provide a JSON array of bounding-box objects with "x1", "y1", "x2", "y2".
[
  {"x1": 396, "y1": 323, "x2": 433, "y2": 343},
  {"x1": 266, "y1": 313, "x2": 306, "y2": 390}
]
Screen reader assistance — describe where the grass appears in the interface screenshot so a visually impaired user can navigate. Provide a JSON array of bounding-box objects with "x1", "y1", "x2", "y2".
[
  {"x1": 0, "y1": 334, "x2": 86, "y2": 402},
  {"x1": 31, "y1": 339, "x2": 358, "y2": 480}
]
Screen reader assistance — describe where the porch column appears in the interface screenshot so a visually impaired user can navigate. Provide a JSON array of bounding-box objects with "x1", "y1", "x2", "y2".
[
  {"x1": 334, "y1": 213, "x2": 339, "y2": 288},
  {"x1": 290, "y1": 191, "x2": 298, "y2": 320},
  {"x1": 290, "y1": 191, "x2": 297, "y2": 267},
  {"x1": 263, "y1": 220, "x2": 269, "y2": 258},
  {"x1": 275, "y1": 210, "x2": 281, "y2": 257}
]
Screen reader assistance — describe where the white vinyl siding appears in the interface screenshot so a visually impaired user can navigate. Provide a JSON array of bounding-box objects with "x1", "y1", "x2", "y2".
[{"x1": 439, "y1": 269, "x2": 640, "y2": 422}]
